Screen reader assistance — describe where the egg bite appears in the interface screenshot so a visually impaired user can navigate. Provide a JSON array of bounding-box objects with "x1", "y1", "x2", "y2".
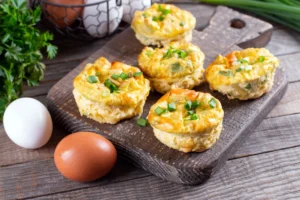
[
  {"x1": 131, "y1": 4, "x2": 196, "y2": 47},
  {"x1": 148, "y1": 88, "x2": 224, "y2": 153},
  {"x1": 73, "y1": 57, "x2": 150, "y2": 124},
  {"x1": 205, "y1": 48, "x2": 280, "y2": 100},
  {"x1": 138, "y1": 41, "x2": 205, "y2": 94}
]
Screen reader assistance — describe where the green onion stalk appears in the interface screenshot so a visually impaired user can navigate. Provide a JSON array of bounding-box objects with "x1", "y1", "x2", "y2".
[{"x1": 200, "y1": 0, "x2": 300, "y2": 32}]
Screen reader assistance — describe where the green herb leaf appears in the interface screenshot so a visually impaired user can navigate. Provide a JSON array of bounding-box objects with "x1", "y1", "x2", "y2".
[
  {"x1": 185, "y1": 101, "x2": 192, "y2": 110},
  {"x1": 238, "y1": 58, "x2": 249, "y2": 64},
  {"x1": 162, "y1": 9, "x2": 171, "y2": 15},
  {"x1": 236, "y1": 68, "x2": 242, "y2": 72},
  {"x1": 134, "y1": 72, "x2": 143, "y2": 77},
  {"x1": 104, "y1": 79, "x2": 118, "y2": 93},
  {"x1": 120, "y1": 72, "x2": 129, "y2": 80},
  {"x1": 137, "y1": 118, "x2": 148, "y2": 127},
  {"x1": 143, "y1": 13, "x2": 148, "y2": 18},
  {"x1": 192, "y1": 100, "x2": 200, "y2": 109},
  {"x1": 87, "y1": 75, "x2": 98, "y2": 83},
  {"x1": 209, "y1": 98, "x2": 217, "y2": 108},
  {"x1": 111, "y1": 74, "x2": 119, "y2": 80},
  {"x1": 46, "y1": 44, "x2": 58, "y2": 59},
  {"x1": 190, "y1": 114, "x2": 199, "y2": 120},
  {"x1": 259, "y1": 56, "x2": 265, "y2": 63},
  {"x1": 180, "y1": 21, "x2": 185, "y2": 26},
  {"x1": 171, "y1": 62, "x2": 182, "y2": 72},
  {"x1": 187, "y1": 110, "x2": 195, "y2": 115},
  {"x1": 95, "y1": 72, "x2": 101, "y2": 76},
  {"x1": 178, "y1": 50, "x2": 188, "y2": 59},
  {"x1": 152, "y1": 16, "x2": 159, "y2": 21},
  {"x1": 167, "y1": 102, "x2": 176, "y2": 112},
  {"x1": 0, "y1": 0, "x2": 57, "y2": 120},
  {"x1": 145, "y1": 51, "x2": 153, "y2": 56},
  {"x1": 155, "y1": 106, "x2": 165, "y2": 115},
  {"x1": 245, "y1": 83, "x2": 252, "y2": 90},
  {"x1": 219, "y1": 70, "x2": 234, "y2": 77}
]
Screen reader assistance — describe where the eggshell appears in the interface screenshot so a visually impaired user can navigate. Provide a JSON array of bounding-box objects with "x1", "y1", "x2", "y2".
[
  {"x1": 54, "y1": 132, "x2": 117, "y2": 182},
  {"x1": 122, "y1": 0, "x2": 151, "y2": 24},
  {"x1": 3, "y1": 98, "x2": 53, "y2": 149},
  {"x1": 44, "y1": 0, "x2": 84, "y2": 28},
  {"x1": 83, "y1": 0, "x2": 123, "y2": 38}
]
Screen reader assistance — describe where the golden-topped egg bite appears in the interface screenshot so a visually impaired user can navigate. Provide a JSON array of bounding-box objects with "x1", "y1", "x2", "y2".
[
  {"x1": 131, "y1": 4, "x2": 196, "y2": 47},
  {"x1": 73, "y1": 57, "x2": 150, "y2": 124},
  {"x1": 148, "y1": 88, "x2": 224, "y2": 153},
  {"x1": 205, "y1": 48, "x2": 279, "y2": 100},
  {"x1": 138, "y1": 41, "x2": 205, "y2": 94}
]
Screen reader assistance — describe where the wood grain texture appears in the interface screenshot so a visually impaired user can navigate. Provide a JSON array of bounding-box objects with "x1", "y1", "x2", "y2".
[
  {"x1": 28, "y1": 146, "x2": 300, "y2": 200},
  {"x1": 46, "y1": 6, "x2": 287, "y2": 185},
  {"x1": 268, "y1": 81, "x2": 300, "y2": 118},
  {"x1": 2, "y1": 113, "x2": 300, "y2": 199}
]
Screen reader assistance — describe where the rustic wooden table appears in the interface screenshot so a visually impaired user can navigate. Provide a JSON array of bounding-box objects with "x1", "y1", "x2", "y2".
[{"x1": 1, "y1": 4, "x2": 300, "y2": 200}]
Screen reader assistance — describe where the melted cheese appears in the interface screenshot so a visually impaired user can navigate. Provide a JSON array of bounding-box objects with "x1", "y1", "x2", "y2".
[
  {"x1": 205, "y1": 48, "x2": 279, "y2": 100},
  {"x1": 138, "y1": 41, "x2": 205, "y2": 93},
  {"x1": 131, "y1": 4, "x2": 196, "y2": 46},
  {"x1": 73, "y1": 57, "x2": 150, "y2": 124}
]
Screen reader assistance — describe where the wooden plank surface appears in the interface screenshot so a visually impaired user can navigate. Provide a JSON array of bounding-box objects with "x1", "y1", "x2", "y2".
[
  {"x1": 1, "y1": 3, "x2": 300, "y2": 200},
  {"x1": 46, "y1": 6, "x2": 287, "y2": 185},
  {"x1": 27, "y1": 146, "x2": 300, "y2": 200}
]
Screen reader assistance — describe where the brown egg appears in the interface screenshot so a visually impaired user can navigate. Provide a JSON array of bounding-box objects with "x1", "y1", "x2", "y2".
[
  {"x1": 44, "y1": 0, "x2": 84, "y2": 28},
  {"x1": 54, "y1": 132, "x2": 117, "y2": 182}
]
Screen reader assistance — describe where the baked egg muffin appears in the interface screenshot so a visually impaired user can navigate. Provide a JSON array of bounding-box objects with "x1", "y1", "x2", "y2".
[
  {"x1": 138, "y1": 41, "x2": 205, "y2": 94},
  {"x1": 131, "y1": 4, "x2": 196, "y2": 47},
  {"x1": 73, "y1": 57, "x2": 150, "y2": 124},
  {"x1": 148, "y1": 88, "x2": 224, "y2": 153},
  {"x1": 205, "y1": 48, "x2": 279, "y2": 100}
]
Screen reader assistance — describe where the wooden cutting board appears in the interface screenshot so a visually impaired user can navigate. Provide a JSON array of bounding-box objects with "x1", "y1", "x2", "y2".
[{"x1": 47, "y1": 6, "x2": 288, "y2": 185}]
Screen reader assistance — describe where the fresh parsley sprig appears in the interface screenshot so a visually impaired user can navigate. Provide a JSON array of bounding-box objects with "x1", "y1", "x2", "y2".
[{"x1": 0, "y1": 0, "x2": 57, "y2": 119}]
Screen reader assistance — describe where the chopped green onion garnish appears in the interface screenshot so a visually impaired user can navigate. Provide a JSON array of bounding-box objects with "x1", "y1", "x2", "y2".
[
  {"x1": 178, "y1": 50, "x2": 188, "y2": 59},
  {"x1": 187, "y1": 110, "x2": 195, "y2": 115},
  {"x1": 190, "y1": 114, "x2": 199, "y2": 120},
  {"x1": 163, "y1": 49, "x2": 173, "y2": 59},
  {"x1": 145, "y1": 51, "x2": 153, "y2": 56},
  {"x1": 167, "y1": 102, "x2": 176, "y2": 112},
  {"x1": 137, "y1": 118, "x2": 148, "y2": 127},
  {"x1": 219, "y1": 70, "x2": 234, "y2": 77},
  {"x1": 245, "y1": 83, "x2": 252, "y2": 90},
  {"x1": 111, "y1": 74, "x2": 119, "y2": 80},
  {"x1": 104, "y1": 79, "x2": 118, "y2": 93},
  {"x1": 192, "y1": 100, "x2": 200, "y2": 109},
  {"x1": 87, "y1": 75, "x2": 98, "y2": 83},
  {"x1": 158, "y1": 5, "x2": 171, "y2": 15},
  {"x1": 155, "y1": 106, "x2": 165, "y2": 115},
  {"x1": 134, "y1": 72, "x2": 143, "y2": 77},
  {"x1": 162, "y1": 9, "x2": 171, "y2": 15},
  {"x1": 259, "y1": 56, "x2": 265, "y2": 63},
  {"x1": 185, "y1": 101, "x2": 192, "y2": 110},
  {"x1": 120, "y1": 72, "x2": 129, "y2": 80},
  {"x1": 152, "y1": 16, "x2": 159, "y2": 21},
  {"x1": 236, "y1": 68, "x2": 242, "y2": 72},
  {"x1": 158, "y1": 4, "x2": 164, "y2": 12},
  {"x1": 209, "y1": 98, "x2": 217, "y2": 108},
  {"x1": 95, "y1": 72, "x2": 101, "y2": 76},
  {"x1": 180, "y1": 21, "x2": 185, "y2": 26},
  {"x1": 171, "y1": 62, "x2": 181, "y2": 72},
  {"x1": 238, "y1": 58, "x2": 249, "y2": 64}
]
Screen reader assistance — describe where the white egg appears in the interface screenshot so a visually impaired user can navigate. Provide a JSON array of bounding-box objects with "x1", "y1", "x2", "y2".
[
  {"x1": 122, "y1": 0, "x2": 151, "y2": 24},
  {"x1": 3, "y1": 98, "x2": 53, "y2": 149},
  {"x1": 83, "y1": 0, "x2": 123, "y2": 38}
]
